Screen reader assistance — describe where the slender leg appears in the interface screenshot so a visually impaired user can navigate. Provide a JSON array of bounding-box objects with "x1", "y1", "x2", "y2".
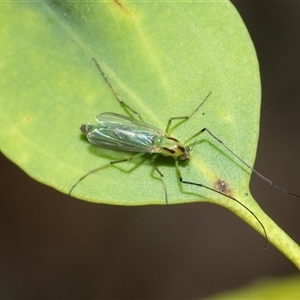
[
  {"x1": 92, "y1": 57, "x2": 144, "y2": 122},
  {"x1": 69, "y1": 152, "x2": 146, "y2": 195},
  {"x1": 174, "y1": 159, "x2": 268, "y2": 248},
  {"x1": 150, "y1": 154, "x2": 168, "y2": 204},
  {"x1": 165, "y1": 91, "x2": 211, "y2": 134}
]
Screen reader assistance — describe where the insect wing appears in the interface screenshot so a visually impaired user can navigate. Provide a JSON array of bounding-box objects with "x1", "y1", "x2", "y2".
[{"x1": 86, "y1": 112, "x2": 166, "y2": 152}]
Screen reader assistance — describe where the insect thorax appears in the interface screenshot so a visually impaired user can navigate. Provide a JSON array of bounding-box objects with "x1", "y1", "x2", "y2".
[{"x1": 153, "y1": 136, "x2": 190, "y2": 160}]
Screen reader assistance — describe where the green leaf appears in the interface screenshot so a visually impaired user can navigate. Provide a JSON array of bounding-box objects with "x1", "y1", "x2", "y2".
[
  {"x1": 1, "y1": 1, "x2": 300, "y2": 266},
  {"x1": 0, "y1": 1, "x2": 259, "y2": 204}
]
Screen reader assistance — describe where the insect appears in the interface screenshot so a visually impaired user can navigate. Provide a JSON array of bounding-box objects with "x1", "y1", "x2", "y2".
[{"x1": 70, "y1": 58, "x2": 300, "y2": 248}]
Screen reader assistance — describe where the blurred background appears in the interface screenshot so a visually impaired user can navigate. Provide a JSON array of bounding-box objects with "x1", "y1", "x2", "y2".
[{"x1": 1, "y1": 2, "x2": 300, "y2": 299}]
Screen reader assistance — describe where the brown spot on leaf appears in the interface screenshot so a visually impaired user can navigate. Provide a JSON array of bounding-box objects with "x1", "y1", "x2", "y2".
[{"x1": 215, "y1": 179, "x2": 231, "y2": 195}]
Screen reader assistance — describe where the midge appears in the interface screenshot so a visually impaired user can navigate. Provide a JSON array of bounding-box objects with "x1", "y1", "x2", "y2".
[{"x1": 69, "y1": 58, "x2": 300, "y2": 247}]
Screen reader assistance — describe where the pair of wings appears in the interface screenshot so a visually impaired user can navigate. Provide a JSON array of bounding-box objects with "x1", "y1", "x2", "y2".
[{"x1": 84, "y1": 112, "x2": 167, "y2": 153}]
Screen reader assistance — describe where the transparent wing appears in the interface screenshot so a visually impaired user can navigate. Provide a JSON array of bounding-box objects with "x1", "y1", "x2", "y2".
[{"x1": 85, "y1": 112, "x2": 166, "y2": 153}]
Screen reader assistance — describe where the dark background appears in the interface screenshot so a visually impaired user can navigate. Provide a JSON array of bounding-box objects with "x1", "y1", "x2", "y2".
[{"x1": 1, "y1": 2, "x2": 300, "y2": 299}]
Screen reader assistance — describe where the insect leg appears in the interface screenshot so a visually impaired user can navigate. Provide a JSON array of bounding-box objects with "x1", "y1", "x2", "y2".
[
  {"x1": 165, "y1": 91, "x2": 211, "y2": 134},
  {"x1": 92, "y1": 58, "x2": 144, "y2": 122},
  {"x1": 185, "y1": 127, "x2": 300, "y2": 199},
  {"x1": 69, "y1": 152, "x2": 146, "y2": 196},
  {"x1": 150, "y1": 154, "x2": 168, "y2": 204},
  {"x1": 174, "y1": 159, "x2": 268, "y2": 248}
]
